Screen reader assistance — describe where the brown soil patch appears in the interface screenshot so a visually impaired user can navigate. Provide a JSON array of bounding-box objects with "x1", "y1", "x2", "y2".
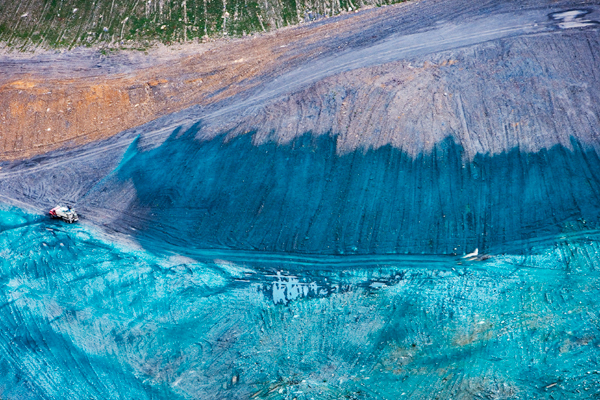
[{"x1": 0, "y1": 5, "x2": 405, "y2": 161}]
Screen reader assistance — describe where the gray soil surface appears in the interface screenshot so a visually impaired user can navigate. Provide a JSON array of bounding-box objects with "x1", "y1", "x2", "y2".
[{"x1": 2, "y1": 0, "x2": 599, "y2": 180}]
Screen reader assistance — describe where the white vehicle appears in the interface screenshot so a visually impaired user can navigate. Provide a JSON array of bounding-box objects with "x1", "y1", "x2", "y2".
[
  {"x1": 462, "y1": 248, "x2": 491, "y2": 262},
  {"x1": 49, "y1": 205, "x2": 79, "y2": 223}
]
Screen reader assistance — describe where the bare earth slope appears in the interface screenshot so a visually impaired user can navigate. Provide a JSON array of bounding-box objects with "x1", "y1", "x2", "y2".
[
  {"x1": 3, "y1": 0, "x2": 599, "y2": 160},
  {"x1": 1, "y1": 1, "x2": 600, "y2": 399}
]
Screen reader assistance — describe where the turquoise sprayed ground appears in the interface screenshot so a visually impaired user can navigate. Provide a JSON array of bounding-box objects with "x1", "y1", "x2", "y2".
[
  {"x1": 84, "y1": 125, "x2": 600, "y2": 256},
  {"x1": 2, "y1": 0, "x2": 600, "y2": 397},
  {"x1": 1, "y1": 206, "x2": 599, "y2": 399}
]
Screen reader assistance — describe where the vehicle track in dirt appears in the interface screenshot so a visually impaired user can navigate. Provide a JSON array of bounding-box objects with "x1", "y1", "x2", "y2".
[
  {"x1": 0, "y1": 0, "x2": 599, "y2": 256},
  {"x1": 1, "y1": 0, "x2": 598, "y2": 179}
]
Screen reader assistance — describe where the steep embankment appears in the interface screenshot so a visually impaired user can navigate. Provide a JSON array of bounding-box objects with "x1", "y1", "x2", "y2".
[
  {"x1": 3, "y1": 1, "x2": 599, "y2": 256},
  {"x1": 80, "y1": 124, "x2": 600, "y2": 256}
]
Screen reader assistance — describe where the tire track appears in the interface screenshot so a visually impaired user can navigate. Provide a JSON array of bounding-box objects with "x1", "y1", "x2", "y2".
[{"x1": 2, "y1": 4, "x2": 597, "y2": 179}]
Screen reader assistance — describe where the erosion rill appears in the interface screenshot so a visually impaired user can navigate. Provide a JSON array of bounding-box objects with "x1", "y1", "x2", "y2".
[{"x1": 1, "y1": 0, "x2": 600, "y2": 399}]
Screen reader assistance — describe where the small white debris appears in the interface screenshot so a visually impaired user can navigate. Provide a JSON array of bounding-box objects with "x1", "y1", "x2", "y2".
[
  {"x1": 370, "y1": 282, "x2": 387, "y2": 289},
  {"x1": 46, "y1": 128, "x2": 51, "y2": 131},
  {"x1": 21, "y1": 13, "x2": 28, "y2": 18},
  {"x1": 161, "y1": 25, "x2": 166, "y2": 30},
  {"x1": 103, "y1": 27, "x2": 109, "y2": 32},
  {"x1": 463, "y1": 248, "x2": 478, "y2": 258},
  {"x1": 73, "y1": 8, "x2": 78, "y2": 13},
  {"x1": 552, "y1": 9, "x2": 597, "y2": 29}
]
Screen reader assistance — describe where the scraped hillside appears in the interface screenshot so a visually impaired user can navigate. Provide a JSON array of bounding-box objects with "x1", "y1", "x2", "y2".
[
  {"x1": 1, "y1": 0, "x2": 599, "y2": 256},
  {"x1": 4, "y1": 0, "x2": 593, "y2": 160},
  {"x1": 1, "y1": 0, "x2": 600, "y2": 399}
]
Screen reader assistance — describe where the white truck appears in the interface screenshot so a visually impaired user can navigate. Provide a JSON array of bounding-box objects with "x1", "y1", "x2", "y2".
[{"x1": 49, "y1": 205, "x2": 79, "y2": 223}]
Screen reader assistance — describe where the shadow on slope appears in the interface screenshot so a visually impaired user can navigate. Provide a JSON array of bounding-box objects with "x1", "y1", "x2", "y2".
[{"x1": 83, "y1": 123, "x2": 600, "y2": 256}]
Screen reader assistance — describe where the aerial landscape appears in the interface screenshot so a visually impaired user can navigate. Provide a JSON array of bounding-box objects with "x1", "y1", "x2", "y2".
[{"x1": 1, "y1": 0, "x2": 600, "y2": 398}]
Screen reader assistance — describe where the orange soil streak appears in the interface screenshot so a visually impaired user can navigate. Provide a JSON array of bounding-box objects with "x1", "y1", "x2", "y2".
[{"x1": 0, "y1": 6, "x2": 398, "y2": 161}]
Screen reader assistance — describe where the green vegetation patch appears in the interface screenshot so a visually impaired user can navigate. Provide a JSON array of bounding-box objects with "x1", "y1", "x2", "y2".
[{"x1": 0, "y1": 0, "x2": 405, "y2": 50}]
